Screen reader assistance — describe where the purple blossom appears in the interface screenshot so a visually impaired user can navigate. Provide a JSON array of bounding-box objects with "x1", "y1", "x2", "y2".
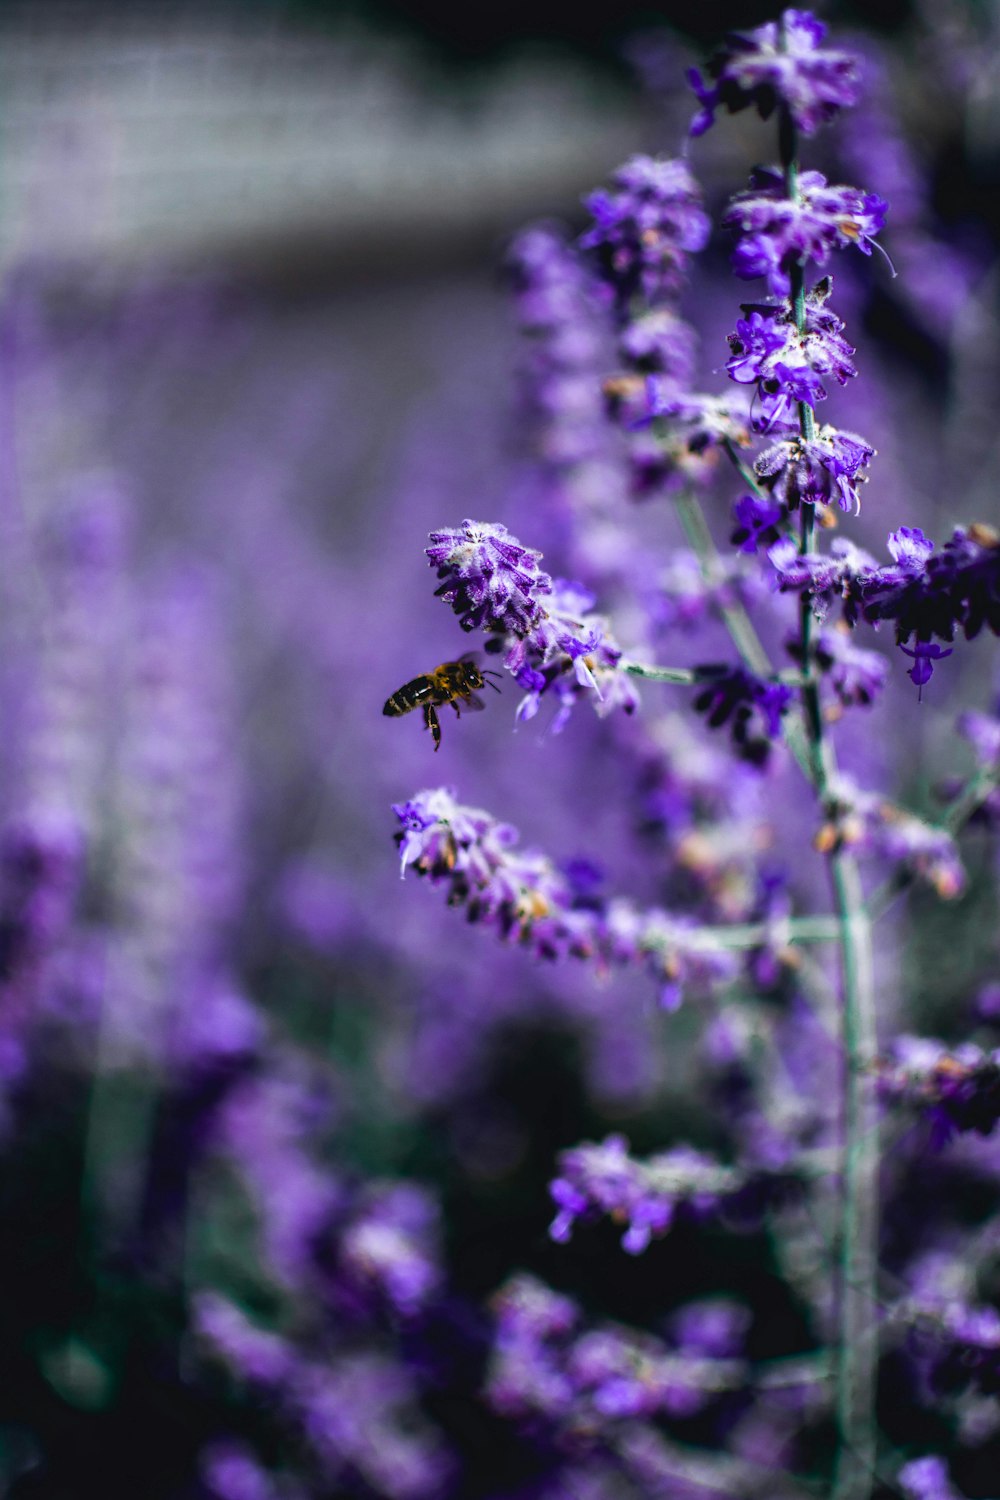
[
  {"x1": 754, "y1": 424, "x2": 876, "y2": 513},
  {"x1": 636, "y1": 389, "x2": 753, "y2": 494},
  {"x1": 392, "y1": 788, "x2": 738, "y2": 1002},
  {"x1": 726, "y1": 282, "x2": 857, "y2": 429},
  {"x1": 731, "y1": 493, "x2": 786, "y2": 554},
  {"x1": 548, "y1": 1134, "x2": 747, "y2": 1253},
  {"x1": 898, "y1": 1456, "x2": 964, "y2": 1500},
  {"x1": 692, "y1": 668, "x2": 794, "y2": 766},
  {"x1": 688, "y1": 10, "x2": 861, "y2": 139},
  {"x1": 861, "y1": 524, "x2": 1000, "y2": 655},
  {"x1": 194, "y1": 1293, "x2": 296, "y2": 1386},
  {"x1": 618, "y1": 306, "x2": 698, "y2": 382},
  {"x1": 426, "y1": 519, "x2": 551, "y2": 638},
  {"x1": 581, "y1": 156, "x2": 710, "y2": 306},
  {"x1": 337, "y1": 1183, "x2": 441, "y2": 1318},
  {"x1": 724, "y1": 168, "x2": 888, "y2": 295},
  {"x1": 878, "y1": 1035, "x2": 1000, "y2": 1141},
  {"x1": 426, "y1": 523, "x2": 637, "y2": 727},
  {"x1": 817, "y1": 777, "x2": 965, "y2": 898},
  {"x1": 486, "y1": 1273, "x2": 747, "y2": 1439},
  {"x1": 958, "y1": 706, "x2": 1000, "y2": 767},
  {"x1": 200, "y1": 1442, "x2": 282, "y2": 1500},
  {"x1": 794, "y1": 625, "x2": 888, "y2": 708},
  {"x1": 766, "y1": 534, "x2": 878, "y2": 622},
  {"x1": 903, "y1": 1293, "x2": 1000, "y2": 1401}
]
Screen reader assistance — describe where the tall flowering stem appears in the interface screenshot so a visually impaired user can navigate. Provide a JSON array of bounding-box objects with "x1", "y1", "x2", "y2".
[{"x1": 779, "y1": 66, "x2": 879, "y2": 1500}]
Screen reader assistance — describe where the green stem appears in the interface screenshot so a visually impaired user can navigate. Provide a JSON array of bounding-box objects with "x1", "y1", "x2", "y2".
[
  {"x1": 781, "y1": 97, "x2": 879, "y2": 1500},
  {"x1": 624, "y1": 660, "x2": 809, "y2": 689}
]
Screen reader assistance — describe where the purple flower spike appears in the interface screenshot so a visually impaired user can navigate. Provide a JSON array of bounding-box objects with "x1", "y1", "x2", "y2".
[
  {"x1": 581, "y1": 156, "x2": 709, "y2": 307},
  {"x1": 688, "y1": 10, "x2": 861, "y2": 139},
  {"x1": 427, "y1": 519, "x2": 551, "y2": 638},
  {"x1": 427, "y1": 522, "x2": 638, "y2": 728},
  {"x1": 392, "y1": 789, "x2": 738, "y2": 999}
]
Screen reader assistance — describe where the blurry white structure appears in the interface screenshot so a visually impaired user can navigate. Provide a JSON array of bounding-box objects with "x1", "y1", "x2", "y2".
[{"x1": 0, "y1": 2, "x2": 642, "y2": 273}]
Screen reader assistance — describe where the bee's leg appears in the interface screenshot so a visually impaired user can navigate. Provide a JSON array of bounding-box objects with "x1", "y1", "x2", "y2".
[
  {"x1": 424, "y1": 704, "x2": 441, "y2": 751},
  {"x1": 450, "y1": 699, "x2": 463, "y2": 718}
]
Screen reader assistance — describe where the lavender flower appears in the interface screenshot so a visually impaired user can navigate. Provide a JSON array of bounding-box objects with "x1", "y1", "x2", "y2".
[
  {"x1": 898, "y1": 1456, "x2": 964, "y2": 1500},
  {"x1": 637, "y1": 389, "x2": 753, "y2": 494},
  {"x1": 724, "y1": 168, "x2": 887, "y2": 296},
  {"x1": 426, "y1": 522, "x2": 638, "y2": 727},
  {"x1": 426, "y1": 520, "x2": 551, "y2": 639},
  {"x1": 392, "y1": 788, "x2": 738, "y2": 1003},
  {"x1": 337, "y1": 1183, "x2": 441, "y2": 1318},
  {"x1": 878, "y1": 1035, "x2": 1000, "y2": 1141},
  {"x1": 731, "y1": 493, "x2": 786, "y2": 555},
  {"x1": 548, "y1": 1135, "x2": 746, "y2": 1253},
  {"x1": 688, "y1": 10, "x2": 861, "y2": 139},
  {"x1": 754, "y1": 424, "x2": 875, "y2": 514},
  {"x1": 581, "y1": 156, "x2": 710, "y2": 307},
  {"x1": 487, "y1": 1273, "x2": 747, "y2": 1439},
  {"x1": 692, "y1": 668, "x2": 794, "y2": 766},
  {"x1": 861, "y1": 523, "x2": 1000, "y2": 660},
  {"x1": 815, "y1": 777, "x2": 965, "y2": 898},
  {"x1": 789, "y1": 625, "x2": 888, "y2": 708},
  {"x1": 726, "y1": 282, "x2": 857, "y2": 429},
  {"x1": 767, "y1": 533, "x2": 884, "y2": 634}
]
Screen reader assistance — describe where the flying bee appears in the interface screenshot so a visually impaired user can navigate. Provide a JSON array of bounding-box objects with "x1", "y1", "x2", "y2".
[{"x1": 383, "y1": 653, "x2": 502, "y2": 751}]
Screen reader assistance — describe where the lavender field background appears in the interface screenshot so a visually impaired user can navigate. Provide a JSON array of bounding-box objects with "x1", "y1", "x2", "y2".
[{"x1": 1, "y1": 2, "x2": 1000, "y2": 1497}]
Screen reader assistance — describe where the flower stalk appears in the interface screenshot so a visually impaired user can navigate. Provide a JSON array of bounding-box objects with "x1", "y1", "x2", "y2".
[{"x1": 780, "y1": 92, "x2": 879, "y2": 1500}]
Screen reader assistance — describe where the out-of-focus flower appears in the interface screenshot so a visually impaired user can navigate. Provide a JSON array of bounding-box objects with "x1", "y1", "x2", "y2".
[
  {"x1": 581, "y1": 157, "x2": 709, "y2": 306},
  {"x1": 815, "y1": 778, "x2": 965, "y2": 898},
  {"x1": 548, "y1": 1134, "x2": 762, "y2": 1253},
  {"x1": 898, "y1": 1455, "x2": 964, "y2": 1500},
  {"x1": 878, "y1": 1036, "x2": 1000, "y2": 1142},
  {"x1": 692, "y1": 668, "x2": 794, "y2": 766}
]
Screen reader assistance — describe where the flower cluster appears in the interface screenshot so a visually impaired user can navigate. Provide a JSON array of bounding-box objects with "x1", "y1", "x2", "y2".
[
  {"x1": 507, "y1": 224, "x2": 618, "y2": 486},
  {"x1": 754, "y1": 423, "x2": 875, "y2": 514},
  {"x1": 580, "y1": 156, "x2": 710, "y2": 307},
  {"x1": 789, "y1": 624, "x2": 888, "y2": 709},
  {"x1": 770, "y1": 524, "x2": 1000, "y2": 689},
  {"x1": 723, "y1": 168, "x2": 888, "y2": 296},
  {"x1": 487, "y1": 1273, "x2": 748, "y2": 1434},
  {"x1": 878, "y1": 1035, "x2": 1000, "y2": 1142},
  {"x1": 692, "y1": 667, "x2": 794, "y2": 766},
  {"x1": 815, "y1": 777, "x2": 965, "y2": 897},
  {"x1": 726, "y1": 280, "x2": 857, "y2": 429},
  {"x1": 548, "y1": 1134, "x2": 784, "y2": 1253},
  {"x1": 898, "y1": 1456, "x2": 965, "y2": 1500},
  {"x1": 688, "y1": 10, "x2": 861, "y2": 138},
  {"x1": 392, "y1": 788, "x2": 738, "y2": 1005},
  {"x1": 905, "y1": 1295, "x2": 1000, "y2": 1401},
  {"x1": 426, "y1": 521, "x2": 638, "y2": 727}
]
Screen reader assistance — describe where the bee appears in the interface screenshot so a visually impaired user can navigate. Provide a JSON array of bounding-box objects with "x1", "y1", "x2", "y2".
[{"x1": 383, "y1": 653, "x2": 501, "y2": 751}]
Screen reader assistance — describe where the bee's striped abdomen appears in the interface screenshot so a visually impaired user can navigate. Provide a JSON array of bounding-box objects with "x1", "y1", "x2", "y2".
[{"x1": 383, "y1": 676, "x2": 434, "y2": 717}]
